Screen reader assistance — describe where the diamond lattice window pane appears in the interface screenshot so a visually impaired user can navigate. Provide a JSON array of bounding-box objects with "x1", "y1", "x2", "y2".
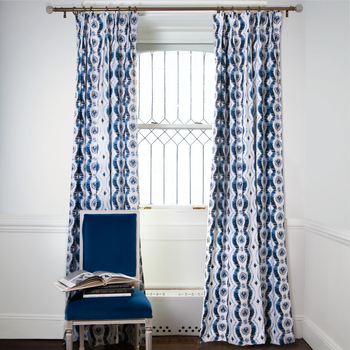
[{"x1": 138, "y1": 51, "x2": 215, "y2": 205}]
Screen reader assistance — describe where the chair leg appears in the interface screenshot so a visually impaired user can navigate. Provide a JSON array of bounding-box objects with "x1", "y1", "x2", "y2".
[
  {"x1": 134, "y1": 324, "x2": 139, "y2": 350},
  {"x1": 79, "y1": 325, "x2": 85, "y2": 350},
  {"x1": 65, "y1": 321, "x2": 73, "y2": 350},
  {"x1": 145, "y1": 319, "x2": 152, "y2": 350}
]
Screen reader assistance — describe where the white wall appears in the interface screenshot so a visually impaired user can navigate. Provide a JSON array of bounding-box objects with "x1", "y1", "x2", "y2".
[
  {"x1": 0, "y1": 1, "x2": 76, "y2": 216},
  {"x1": 0, "y1": 0, "x2": 76, "y2": 338},
  {"x1": 303, "y1": 2, "x2": 350, "y2": 350},
  {"x1": 305, "y1": 1, "x2": 350, "y2": 230},
  {"x1": 1, "y1": 1, "x2": 347, "y2": 349}
]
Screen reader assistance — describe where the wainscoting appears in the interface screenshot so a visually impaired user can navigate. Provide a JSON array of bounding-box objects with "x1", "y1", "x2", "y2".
[
  {"x1": 0, "y1": 213, "x2": 348, "y2": 350},
  {"x1": 302, "y1": 220, "x2": 350, "y2": 350}
]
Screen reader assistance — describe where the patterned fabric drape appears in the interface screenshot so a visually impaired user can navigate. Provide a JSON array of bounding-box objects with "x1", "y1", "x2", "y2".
[
  {"x1": 201, "y1": 11, "x2": 295, "y2": 346},
  {"x1": 67, "y1": 11, "x2": 142, "y2": 346}
]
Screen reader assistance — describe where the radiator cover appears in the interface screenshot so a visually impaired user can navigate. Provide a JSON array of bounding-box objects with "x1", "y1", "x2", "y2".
[{"x1": 146, "y1": 290, "x2": 204, "y2": 336}]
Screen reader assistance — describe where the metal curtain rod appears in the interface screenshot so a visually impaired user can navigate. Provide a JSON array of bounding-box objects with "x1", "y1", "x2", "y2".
[{"x1": 46, "y1": 4, "x2": 303, "y2": 18}]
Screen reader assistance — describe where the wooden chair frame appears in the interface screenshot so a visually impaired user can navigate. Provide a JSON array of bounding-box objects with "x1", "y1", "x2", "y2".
[{"x1": 65, "y1": 210, "x2": 152, "y2": 350}]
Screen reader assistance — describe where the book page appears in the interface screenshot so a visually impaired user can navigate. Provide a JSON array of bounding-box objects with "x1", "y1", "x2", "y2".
[
  {"x1": 58, "y1": 270, "x2": 95, "y2": 288},
  {"x1": 94, "y1": 271, "x2": 132, "y2": 282}
]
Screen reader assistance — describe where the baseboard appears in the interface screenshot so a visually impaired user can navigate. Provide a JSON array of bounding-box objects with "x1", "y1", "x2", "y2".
[
  {"x1": 0, "y1": 313, "x2": 64, "y2": 321},
  {"x1": 303, "y1": 317, "x2": 344, "y2": 350},
  {"x1": 0, "y1": 313, "x2": 344, "y2": 348},
  {"x1": 292, "y1": 315, "x2": 344, "y2": 349},
  {"x1": 0, "y1": 313, "x2": 306, "y2": 341},
  {"x1": 0, "y1": 314, "x2": 64, "y2": 339},
  {"x1": 292, "y1": 315, "x2": 304, "y2": 339}
]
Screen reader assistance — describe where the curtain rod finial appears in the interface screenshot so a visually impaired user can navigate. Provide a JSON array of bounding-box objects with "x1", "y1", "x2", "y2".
[
  {"x1": 295, "y1": 4, "x2": 303, "y2": 13},
  {"x1": 46, "y1": 4, "x2": 54, "y2": 14}
]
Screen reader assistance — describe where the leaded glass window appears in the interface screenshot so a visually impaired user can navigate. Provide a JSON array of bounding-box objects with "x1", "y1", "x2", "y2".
[{"x1": 138, "y1": 51, "x2": 214, "y2": 205}]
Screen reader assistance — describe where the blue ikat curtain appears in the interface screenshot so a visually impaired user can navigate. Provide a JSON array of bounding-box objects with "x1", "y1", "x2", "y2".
[
  {"x1": 67, "y1": 11, "x2": 142, "y2": 346},
  {"x1": 201, "y1": 11, "x2": 295, "y2": 345}
]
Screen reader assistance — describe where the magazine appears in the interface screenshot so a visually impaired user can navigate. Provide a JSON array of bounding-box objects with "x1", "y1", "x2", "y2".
[{"x1": 53, "y1": 270, "x2": 140, "y2": 292}]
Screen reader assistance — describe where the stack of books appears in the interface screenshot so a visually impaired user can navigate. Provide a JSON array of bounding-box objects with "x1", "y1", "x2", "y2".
[
  {"x1": 53, "y1": 270, "x2": 140, "y2": 298},
  {"x1": 83, "y1": 283, "x2": 134, "y2": 298}
]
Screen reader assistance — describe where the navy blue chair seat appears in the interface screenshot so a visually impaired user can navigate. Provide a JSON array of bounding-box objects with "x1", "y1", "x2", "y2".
[{"x1": 66, "y1": 288, "x2": 152, "y2": 321}]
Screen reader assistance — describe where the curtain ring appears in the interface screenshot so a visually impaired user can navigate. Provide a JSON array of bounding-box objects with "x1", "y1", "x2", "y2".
[
  {"x1": 89, "y1": 6, "x2": 93, "y2": 13},
  {"x1": 72, "y1": 6, "x2": 78, "y2": 16},
  {"x1": 231, "y1": 6, "x2": 235, "y2": 12},
  {"x1": 128, "y1": 6, "x2": 131, "y2": 12},
  {"x1": 105, "y1": 6, "x2": 108, "y2": 12},
  {"x1": 221, "y1": 6, "x2": 225, "y2": 13},
  {"x1": 83, "y1": 6, "x2": 86, "y2": 12},
  {"x1": 115, "y1": 6, "x2": 120, "y2": 13},
  {"x1": 134, "y1": 6, "x2": 137, "y2": 13},
  {"x1": 216, "y1": 7, "x2": 220, "y2": 14},
  {"x1": 258, "y1": 6, "x2": 261, "y2": 12},
  {"x1": 247, "y1": 6, "x2": 251, "y2": 12}
]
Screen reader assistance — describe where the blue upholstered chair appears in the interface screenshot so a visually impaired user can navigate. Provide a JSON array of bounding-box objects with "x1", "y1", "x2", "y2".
[{"x1": 65, "y1": 210, "x2": 153, "y2": 350}]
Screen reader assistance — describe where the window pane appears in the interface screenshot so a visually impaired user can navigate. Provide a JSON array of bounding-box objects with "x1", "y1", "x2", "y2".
[
  {"x1": 178, "y1": 51, "x2": 191, "y2": 124},
  {"x1": 139, "y1": 53, "x2": 152, "y2": 123},
  {"x1": 204, "y1": 54, "x2": 215, "y2": 124},
  {"x1": 153, "y1": 52, "x2": 165, "y2": 124},
  {"x1": 138, "y1": 51, "x2": 214, "y2": 205},
  {"x1": 138, "y1": 135, "x2": 151, "y2": 203},
  {"x1": 192, "y1": 51, "x2": 204, "y2": 124},
  {"x1": 165, "y1": 51, "x2": 179, "y2": 124}
]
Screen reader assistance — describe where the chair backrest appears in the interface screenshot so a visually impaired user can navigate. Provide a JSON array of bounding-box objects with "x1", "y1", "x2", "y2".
[{"x1": 79, "y1": 210, "x2": 140, "y2": 279}]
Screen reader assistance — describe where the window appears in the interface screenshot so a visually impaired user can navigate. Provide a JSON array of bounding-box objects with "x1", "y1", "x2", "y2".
[{"x1": 137, "y1": 51, "x2": 215, "y2": 205}]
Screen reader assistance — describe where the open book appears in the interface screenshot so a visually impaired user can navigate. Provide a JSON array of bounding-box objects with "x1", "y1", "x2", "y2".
[{"x1": 53, "y1": 270, "x2": 140, "y2": 292}]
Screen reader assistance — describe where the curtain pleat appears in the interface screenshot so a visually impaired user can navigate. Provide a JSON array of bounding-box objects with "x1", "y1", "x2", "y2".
[
  {"x1": 201, "y1": 11, "x2": 295, "y2": 345},
  {"x1": 67, "y1": 11, "x2": 144, "y2": 346}
]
